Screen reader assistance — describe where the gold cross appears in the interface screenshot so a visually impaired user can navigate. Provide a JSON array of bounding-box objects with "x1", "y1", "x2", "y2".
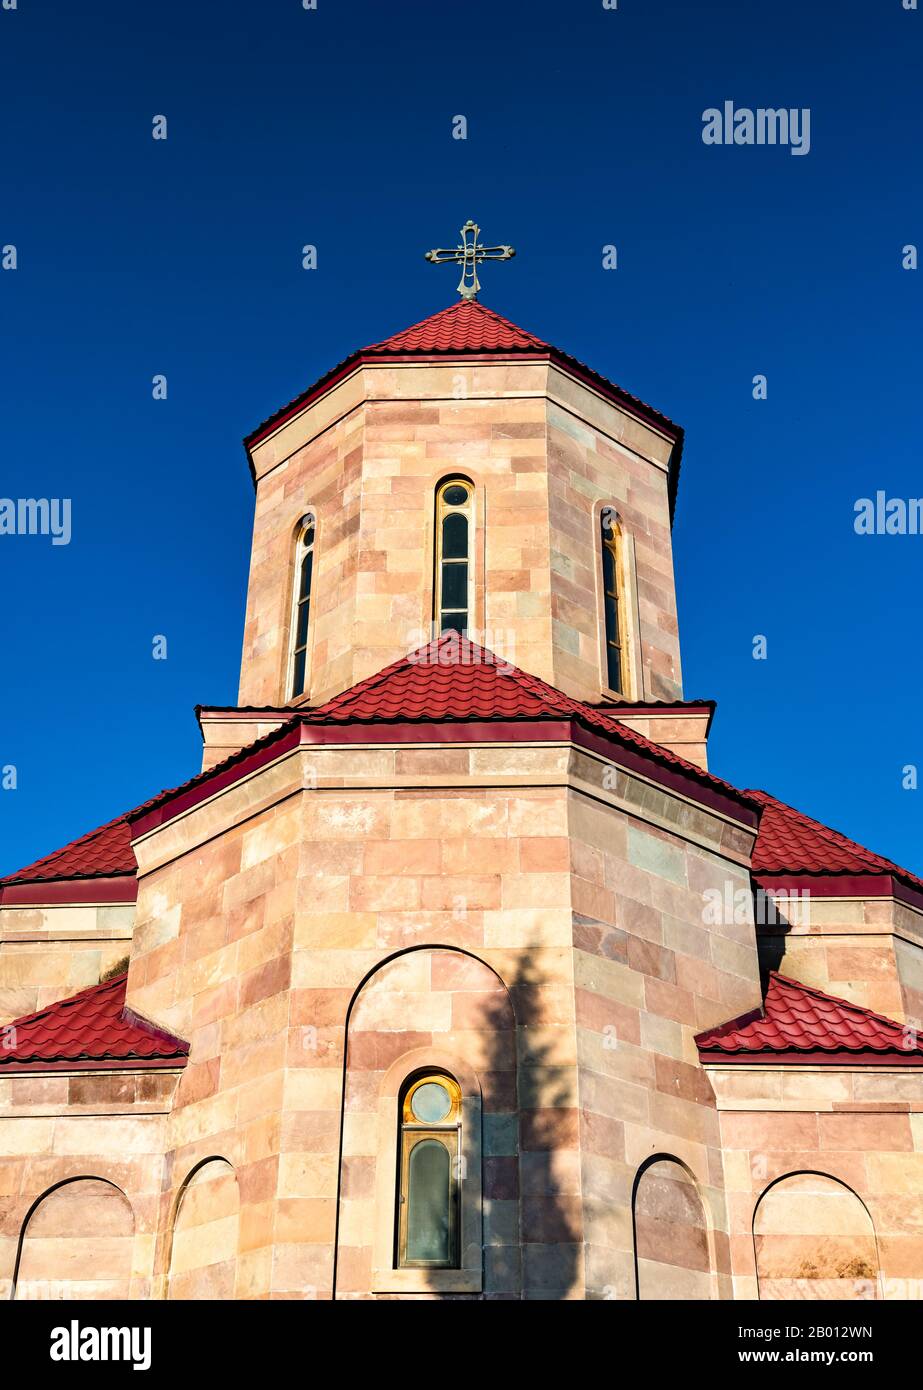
[{"x1": 425, "y1": 220, "x2": 515, "y2": 301}]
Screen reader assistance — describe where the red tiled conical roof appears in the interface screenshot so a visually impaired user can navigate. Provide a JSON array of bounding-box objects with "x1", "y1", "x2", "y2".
[
  {"x1": 364, "y1": 299, "x2": 547, "y2": 355},
  {"x1": 243, "y1": 302, "x2": 684, "y2": 518}
]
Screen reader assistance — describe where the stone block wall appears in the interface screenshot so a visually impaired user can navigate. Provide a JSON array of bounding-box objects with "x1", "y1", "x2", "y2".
[
  {"x1": 566, "y1": 747, "x2": 761, "y2": 1299},
  {"x1": 757, "y1": 893, "x2": 923, "y2": 1025},
  {"x1": 5, "y1": 730, "x2": 920, "y2": 1303},
  {"x1": 0, "y1": 1072, "x2": 177, "y2": 1301},
  {"x1": 0, "y1": 901, "x2": 134, "y2": 1025},
  {"x1": 709, "y1": 1065, "x2": 923, "y2": 1300},
  {"x1": 240, "y1": 361, "x2": 683, "y2": 711},
  {"x1": 124, "y1": 738, "x2": 585, "y2": 1298},
  {"x1": 545, "y1": 376, "x2": 681, "y2": 703}
]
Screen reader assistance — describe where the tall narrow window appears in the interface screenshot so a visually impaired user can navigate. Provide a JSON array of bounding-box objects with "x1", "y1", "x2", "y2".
[
  {"x1": 290, "y1": 514, "x2": 315, "y2": 699},
  {"x1": 601, "y1": 510, "x2": 626, "y2": 695},
  {"x1": 397, "y1": 1072, "x2": 461, "y2": 1269},
  {"x1": 434, "y1": 479, "x2": 473, "y2": 634}
]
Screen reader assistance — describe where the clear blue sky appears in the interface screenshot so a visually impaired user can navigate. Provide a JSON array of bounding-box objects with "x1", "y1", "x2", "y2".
[{"x1": 1, "y1": 0, "x2": 921, "y2": 877}]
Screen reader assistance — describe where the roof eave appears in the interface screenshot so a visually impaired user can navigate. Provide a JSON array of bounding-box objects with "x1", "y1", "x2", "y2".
[
  {"x1": 242, "y1": 346, "x2": 683, "y2": 503},
  {"x1": 0, "y1": 1055, "x2": 188, "y2": 1074},
  {"x1": 753, "y1": 870, "x2": 923, "y2": 913},
  {"x1": 132, "y1": 713, "x2": 759, "y2": 842},
  {"x1": 698, "y1": 1048, "x2": 923, "y2": 1067},
  {"x1": 0, "y1": 874, "x2": 138, "y2": 906}
]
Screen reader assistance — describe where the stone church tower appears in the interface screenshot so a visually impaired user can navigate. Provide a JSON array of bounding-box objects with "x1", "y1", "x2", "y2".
[{"x1": 1, "y1": 280, "x2": 921, "y2": 1301}]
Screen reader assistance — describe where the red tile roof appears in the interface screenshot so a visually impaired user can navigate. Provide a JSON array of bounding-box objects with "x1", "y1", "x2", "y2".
[
  {"x1": 309, "y1": 636, "x2": 739, "y2": 794},
  {"x1": 365, "y1": 299, "x2": 547, "y2": 355},
  {"x1": 200, "y1": 695, "x2": 716, "y2": 719},
  {"x1": 243, "y1": 300, "x2": 684, "y2": 514},
  {"x1": 696, "y1": 972, "x2": 923, "y2": 1064},
  {"x1": 312, "y1": 632, "x2": 570, "y2": 722},
  {"x1": 746, "y1": 788, "x2": 923, "y2": 895},
  {"x1": 0, "y1": 973, "x2": 189, "y2": 1072},
  {"x1": 0, "y1": 785, "x2": 177, "y2": 894},
  {"x1": 7, "y1": 649, "x2": 922, "y2": 901},
  {"x1": 1, "y1": 812, "x2": 137, "y2": 886},
  {"x1": 309, "y1": 636, "x2": 722, "y2": 776},
  {"x1": 132, "y1": 634, "x2": 757, "y2": 826}
]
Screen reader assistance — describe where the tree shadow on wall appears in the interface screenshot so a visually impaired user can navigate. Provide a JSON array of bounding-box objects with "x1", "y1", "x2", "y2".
[{"x1": 425, "y1": 946, "x2": 580, "y2": 1302}]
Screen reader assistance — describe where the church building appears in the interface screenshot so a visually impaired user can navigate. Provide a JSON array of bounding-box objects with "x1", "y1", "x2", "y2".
[{"x1": 2, "y1": 235, "x2": 921, "y2": 1300}]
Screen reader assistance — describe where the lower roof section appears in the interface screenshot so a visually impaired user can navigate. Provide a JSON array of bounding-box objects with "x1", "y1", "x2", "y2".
[
  {"x1": 131, "y1": 715, "x2": 756, "y2": 843},
  {"x1": 3, "y1": 640, "x2": 923, "y2": 914},
  {"x1": 746, "y1": 788, "x2": 923, "y2": 900},
  {"x1": 131, "y1": 635, "x2": 758, "y2": 837},
  {"x1": 696, "y1": 972, "x2": 923, "y2": 1066},
  {"x1": 0, "y1": 973, "x2": 189, "y2": 1073}
]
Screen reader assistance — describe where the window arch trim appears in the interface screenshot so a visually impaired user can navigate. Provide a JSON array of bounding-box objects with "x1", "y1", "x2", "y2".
[
  {"x1": 631, "y1": 1152, "x2": 715, "y2": 1301},
  {"x1": 287, "y1": 511, "x2": 316, "y2": 701},
  {"x1": 12, "y1": 1175, "x2": 135, "y2": 1301},
  {"x1": 397, "y1": 1070, "x2": 462, "y2": 1269},
  {"x1": 751, "y1": 1170, "x2": 883, "y2": 1302}
]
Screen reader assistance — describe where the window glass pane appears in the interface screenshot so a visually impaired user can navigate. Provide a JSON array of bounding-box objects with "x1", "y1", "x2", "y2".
[
  {"x1": 302, "y1": 524, "x2": 315, "y2": 550},
  {"x1": 606, "y1": 644, "x2": 622, "y2": 694},
  {"x1": 295, "y1": 598, "x2": 310, "y2": 649},
  {"x1": 406, "y1": 1139, "x2": 451, "y2": 1264},
  {"x1": 442, "y1": 512, "x2": 468, "y2": 560},
  {"x1": 440, "y1": 560, "x2": 468, "y2": 609},
  {"x1": 602, "y1": 543, "x2": 615, "y2": 596},
  {"x1": 605, "y1": 594, "x2": 620, "y2": 646},
  {"x1": 411, "y1": 1082, "x2": 452, "y2": 1123},
  {"x1": 292, "y1": 648, "x2": 307, "y2": 698},
  {"x1": 440, "y1": 610, "x2": 466, "y2": 634},
  {"x1": 442, "y1": 484, "x2": 469, "y2": 507},
  {"x1": 300, "y1": 550, "x2": 313, "y2": 600}
]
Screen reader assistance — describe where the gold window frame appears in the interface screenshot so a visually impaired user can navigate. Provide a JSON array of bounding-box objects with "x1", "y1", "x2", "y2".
[
  {"x1": 600, "y1": 510, "x2": 629, "y2": 697},
  {"x1": 434, "y1": 479, "x2": 474, "y2": 635},
  {"x1": 288, "y1": 513, "x2": 316, "y2": 699},
  {"x1": 397, "y1": 1072, "x2": 462, "y2": 1270}
]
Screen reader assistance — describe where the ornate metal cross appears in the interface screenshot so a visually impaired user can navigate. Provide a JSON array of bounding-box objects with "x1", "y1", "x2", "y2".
[{"x1": 425, "y1": 220, "x2": 515, "y2": 301}]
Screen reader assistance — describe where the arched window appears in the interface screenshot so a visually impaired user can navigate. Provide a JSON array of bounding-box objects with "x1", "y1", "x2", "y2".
[
  {"x1": 289, "y1": 514, "x2": 315, "y2": 698},
  {"x1": 434, "y1": 479, "x2": 473, "y2": 635},
  {"x1": 397, "y1": 1071, "x2": 461, "y2": 1269},
  {"x1": 600, "y1": 508, "x2": 627, "y2": 695}
]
